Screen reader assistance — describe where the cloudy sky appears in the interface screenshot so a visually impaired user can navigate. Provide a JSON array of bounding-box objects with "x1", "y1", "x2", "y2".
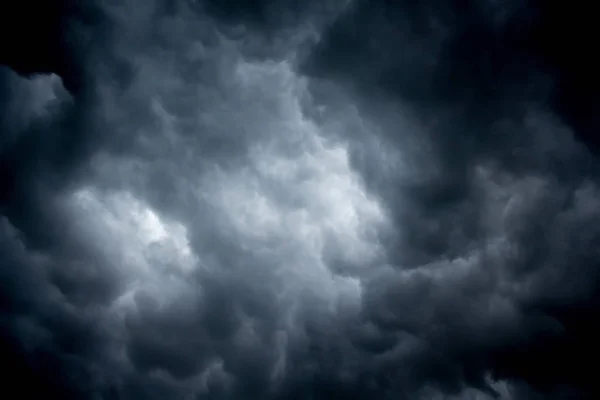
[{"x1": 1, "y1": 1, "x2": 599, "y2": 399}]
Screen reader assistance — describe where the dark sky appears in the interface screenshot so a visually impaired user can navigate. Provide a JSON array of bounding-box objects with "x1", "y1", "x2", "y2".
[{"x1": 1, "y1": 1, "x2": 599, "y2": 399}]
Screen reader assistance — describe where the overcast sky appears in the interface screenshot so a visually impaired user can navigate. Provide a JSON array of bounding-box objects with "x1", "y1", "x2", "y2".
[{"x1": 1, "y1": 1, "x2": 599, "y2": 399}]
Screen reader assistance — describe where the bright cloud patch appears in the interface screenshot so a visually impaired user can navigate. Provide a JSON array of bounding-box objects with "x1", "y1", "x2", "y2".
[
  {"x1": 69, "y1": 56, "x2": 388, "y2": 319},
  {"x1": 69, "y1": 187, "x2": 198, "y2": 310},
  {"x1": 190, "y1": 59, "x2": 388, "y2": 308}
]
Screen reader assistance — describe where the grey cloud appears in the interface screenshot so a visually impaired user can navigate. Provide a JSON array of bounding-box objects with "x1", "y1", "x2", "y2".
[{"x1": 1, "y1": 1, "x2": 600, "y2": 399}]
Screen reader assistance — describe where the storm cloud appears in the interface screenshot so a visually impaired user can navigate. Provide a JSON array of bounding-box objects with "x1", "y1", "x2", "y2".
[{"x1": 1, "y1": 1, "x2": 599, "y2": 399}]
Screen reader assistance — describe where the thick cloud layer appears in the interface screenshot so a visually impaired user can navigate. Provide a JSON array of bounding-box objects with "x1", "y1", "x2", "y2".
[{"x1": 1, "y1": 1, "x2": 600, "y2": 399}]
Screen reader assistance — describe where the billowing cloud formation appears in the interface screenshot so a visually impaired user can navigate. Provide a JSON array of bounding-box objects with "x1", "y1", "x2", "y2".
[{"x1": 2, "y1": 1, "x2": 600, "y2": 399}]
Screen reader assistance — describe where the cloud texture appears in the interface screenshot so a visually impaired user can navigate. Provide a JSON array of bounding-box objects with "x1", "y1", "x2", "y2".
[{"x1": 1, "y1": 1, "x2": 600, "y2": 399}]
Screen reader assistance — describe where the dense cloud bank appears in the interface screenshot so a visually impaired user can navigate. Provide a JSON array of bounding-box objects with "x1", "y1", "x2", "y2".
[{"x1": 1, "y1": 1, "x2": 599, "y2": 399}]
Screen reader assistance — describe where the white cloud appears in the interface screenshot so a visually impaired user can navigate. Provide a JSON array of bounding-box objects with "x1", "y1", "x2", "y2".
[
  {"x1": 68, "y1": 187, "x2": 198, "y2": 312},
  {"x1": 66, "y1": 24, "x2": 393, "y2": 339}
]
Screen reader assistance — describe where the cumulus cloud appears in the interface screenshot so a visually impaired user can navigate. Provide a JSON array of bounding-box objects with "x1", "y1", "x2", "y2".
[{"x1": 1, "y1": 1, "x2": 600, "y2": 399}]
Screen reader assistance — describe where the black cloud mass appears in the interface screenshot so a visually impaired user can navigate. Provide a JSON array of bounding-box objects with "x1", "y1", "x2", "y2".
[{"x1": 1, "y1": 1, "x2": 600, "y2": 399}]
